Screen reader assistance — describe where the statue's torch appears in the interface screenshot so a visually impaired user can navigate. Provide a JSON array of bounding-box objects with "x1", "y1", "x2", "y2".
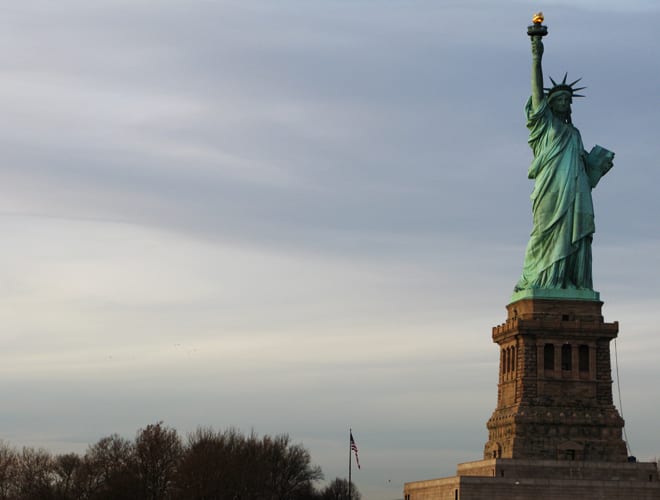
[{"x1": 527, "y1": 12, "x2": 548, "y2": 38}]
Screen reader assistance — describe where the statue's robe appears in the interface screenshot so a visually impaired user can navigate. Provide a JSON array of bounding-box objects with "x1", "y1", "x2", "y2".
[{"x1": 515, "y1": 96, "x2": 604, "y2": 291}]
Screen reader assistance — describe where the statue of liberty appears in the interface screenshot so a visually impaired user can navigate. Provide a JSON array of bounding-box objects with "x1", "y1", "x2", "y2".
[{"x1": 514, "y1": 14, "x2": 614, "y2": 297}]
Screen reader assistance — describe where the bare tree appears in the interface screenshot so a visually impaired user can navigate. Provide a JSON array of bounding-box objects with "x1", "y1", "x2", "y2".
[
  {"x1": 134, "y1": 422, "x2": 182, "y2": 500},
  {"x1": 16, "y1": 447, "x2": 55, "y2": 500},
  {"x1": 319, "y1": 478, "x2": 361, "y2": 500},
  {"x1": 0, "y1": 441, "x2": 18, "y2": 500},
  {"x1": 173, "y1": 427, "x2": 236, "y2": 499},
  {"x1": 261, "y1": 434, "x2": 323, "y2": 500},
  {"x1": 84, "y1": 433, "x2": 137, "y2": 500},
  {"x1": 174, "y1": 428, "x2": 323, "y2": 500},
  {"x1": 52, "y1": 453, "x2": 84, "y2": 500}
]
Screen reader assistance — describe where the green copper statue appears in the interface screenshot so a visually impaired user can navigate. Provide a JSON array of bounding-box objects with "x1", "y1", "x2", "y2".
[{"x1": 514, "y1": 13, "x2": 614, "y2": 298}]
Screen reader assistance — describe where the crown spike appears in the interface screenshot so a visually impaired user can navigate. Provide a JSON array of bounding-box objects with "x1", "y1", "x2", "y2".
[{"x1": 546, "y1": 73, "x2": 587, "y2": 99}]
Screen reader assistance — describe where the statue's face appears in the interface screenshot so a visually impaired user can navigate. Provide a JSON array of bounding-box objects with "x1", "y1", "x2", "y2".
[{"x1": 550, "y1": 94, "x2": 572, "y2": 115}]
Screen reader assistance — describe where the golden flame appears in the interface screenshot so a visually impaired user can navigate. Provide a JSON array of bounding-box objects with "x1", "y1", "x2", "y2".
[{"x1": 532, "y1": 12, "x2": 544, "y2": 24}]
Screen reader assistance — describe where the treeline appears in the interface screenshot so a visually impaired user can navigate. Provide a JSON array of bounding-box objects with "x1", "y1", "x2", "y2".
[{"x1": 0, "y1": 422, "x2": 360, "y2": 500}]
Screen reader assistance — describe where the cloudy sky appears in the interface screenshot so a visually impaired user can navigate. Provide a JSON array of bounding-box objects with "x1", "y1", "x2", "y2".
[{"x1": 1, "y1": 1, "x2": 659, "y2": 498}]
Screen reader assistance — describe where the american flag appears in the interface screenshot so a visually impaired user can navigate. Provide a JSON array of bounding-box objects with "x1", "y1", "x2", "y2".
[{"x1": 350, "y1": 431, "x2": 361, "y2": 469}]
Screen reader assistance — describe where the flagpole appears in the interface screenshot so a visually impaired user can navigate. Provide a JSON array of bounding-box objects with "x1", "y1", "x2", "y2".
[{"x1": 348, "y1": 428, "x2": 352, "y2": 500}]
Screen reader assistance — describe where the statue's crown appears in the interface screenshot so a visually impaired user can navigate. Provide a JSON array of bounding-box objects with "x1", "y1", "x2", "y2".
[{"x1": 545, "y1": 73, "x2": 586, "y2": 99}]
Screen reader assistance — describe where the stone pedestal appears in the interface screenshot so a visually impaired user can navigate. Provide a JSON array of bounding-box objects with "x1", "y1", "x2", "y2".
[
  {"x1": 403, "y1": 298, "x2": 660, "y2": 500},
  {"x1": 484, "y1": 298, "x2": 627, "y2": 462}
]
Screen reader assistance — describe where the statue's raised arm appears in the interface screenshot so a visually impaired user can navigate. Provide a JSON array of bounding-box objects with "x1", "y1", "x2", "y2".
[
  {"x1": 528, "y1": 12, "x2": 546, "y2": 110},
  {"x1": 530, "y1": 36, "x2": 544, "y2": 110}
]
